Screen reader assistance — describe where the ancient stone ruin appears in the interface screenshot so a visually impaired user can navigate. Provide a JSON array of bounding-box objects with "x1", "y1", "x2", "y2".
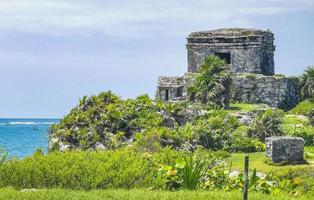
[
  {"x1": 265, "y1": 137, "x2": 305, "y2": 164},
  {"x1": 186, "y1": 28, "x2": 275, "y2": 75},
  {"x1": 155, "y1": 28, "x2": 300, "y2": 109}
]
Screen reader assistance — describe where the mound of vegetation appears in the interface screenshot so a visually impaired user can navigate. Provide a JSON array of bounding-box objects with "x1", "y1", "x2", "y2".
[
  {"x1": 49, "y1": 92, "x2": 209, "y2": 151},
  {"x1": 50, "y1": 92, "x2": 266, "y2": 153},
  {"x1": 50, "y1": 92, "x2": 175, "y2": 151}
]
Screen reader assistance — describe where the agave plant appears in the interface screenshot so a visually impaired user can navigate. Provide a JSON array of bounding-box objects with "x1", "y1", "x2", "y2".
[
  {"x1": 181, "y1": 156, "x2": 207, "y2": 190},
  {"x1": 300, "y1": 66, "x2": 314, "y2": 100},
  {"x1": 188, "y1": 56, "x2": 233, "y2": 108}
]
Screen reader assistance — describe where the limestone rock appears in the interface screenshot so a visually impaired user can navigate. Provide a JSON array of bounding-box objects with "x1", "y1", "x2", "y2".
[
  {"x1": 233, "y1": 112, "x2": 254, "y2": 125},
  {"x1": 265, "y1": 136, "x2": 305, "y2": 164},
  {"x1": 59, "y1": 143, "x2": 71, "y2": 152},
  {"x1": 94, "y1": 142, "x2": 107, "y2": 151},
  {"x1": 158, "y1": 110, "x2": 177, "y2": 128}
]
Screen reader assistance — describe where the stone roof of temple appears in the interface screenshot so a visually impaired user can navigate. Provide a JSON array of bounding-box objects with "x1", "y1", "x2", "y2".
[{"x1": 188, "y1": 28, "x2": 273, "y2": 38}]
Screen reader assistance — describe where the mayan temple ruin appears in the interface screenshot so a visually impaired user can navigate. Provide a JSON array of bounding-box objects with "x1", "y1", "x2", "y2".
[{"x1": 155, "y1": 28, "x2": 300, "y2": 110}]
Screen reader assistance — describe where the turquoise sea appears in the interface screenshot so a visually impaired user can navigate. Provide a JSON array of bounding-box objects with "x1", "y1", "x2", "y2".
[{"x1": 0, "y1": 118, "x2": 60, "y2": 158}]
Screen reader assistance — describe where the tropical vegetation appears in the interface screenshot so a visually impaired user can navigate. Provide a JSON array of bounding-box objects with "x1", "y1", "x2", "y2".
[{"x1": 1, "y1": 57, "x2": 314, "y2": 199}]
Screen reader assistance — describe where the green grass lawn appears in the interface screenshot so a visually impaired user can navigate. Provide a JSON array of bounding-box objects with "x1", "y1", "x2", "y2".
[
  {"x1": 0, "y1": 188, "x2": 309, "y2": 200},
  {"x1": 283, "y1": 114, "x2": 309, "y2": 125},
  {"x1": 227, "y1": 103, "x2": 269, "y2": 113},
  {"x1": 227, "y1": 147, "x2": 314, "y2": 173}
]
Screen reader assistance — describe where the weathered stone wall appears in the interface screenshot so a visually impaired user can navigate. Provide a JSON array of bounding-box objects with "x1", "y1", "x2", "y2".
[
  {"x1": 266, "y1": 137, "x2": 305, "y2": 164},
  {"x1": 155, "y1": 76, "x2": 185, "y2": 101},
  {"x1": 233, "y1": 74, "x2": 300, "y2": 110},
  {"x1": 187, "y1": 28, "x2": 275, "y2": 75},
  {"x1": 156, "y1": 73, "x2": 300, "y2": 109},
  {"x1": 155, "y1": 74, "x2": 195, "y2": 101},
  {"x1": 187, "y1": 46, "x2": 274, "y2": 75}
]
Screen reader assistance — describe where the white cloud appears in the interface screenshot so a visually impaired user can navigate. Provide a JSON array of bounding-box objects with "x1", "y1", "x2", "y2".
[{"x1": 0, "y1": 0, "x2": 313, "y2": 37}]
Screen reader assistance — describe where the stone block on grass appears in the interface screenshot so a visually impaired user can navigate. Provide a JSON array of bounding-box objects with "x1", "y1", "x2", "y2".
[{"x1": 265, "y1": 136, "x2": 305, "y2": 164}]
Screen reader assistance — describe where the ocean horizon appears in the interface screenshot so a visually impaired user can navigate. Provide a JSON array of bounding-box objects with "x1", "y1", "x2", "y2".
[{"x1": 0, "y1": 118, "x2": 60, "y2": 158}]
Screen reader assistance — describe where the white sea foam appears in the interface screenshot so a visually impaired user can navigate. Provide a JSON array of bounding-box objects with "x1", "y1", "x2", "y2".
[
  {"x1": 9, "y1": 122, "x2": 37, "y2": 125},
  {"x1": 0, "y1": 121, "x2": 56, "y2": 126},
  {"x1": 40, "y1": 122, "x2": 56, "y2": 125}
]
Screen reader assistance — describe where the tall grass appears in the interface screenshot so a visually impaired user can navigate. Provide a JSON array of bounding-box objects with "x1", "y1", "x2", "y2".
[{"x1": 0, "y1": 188, "x2": 308, "y2": 200}]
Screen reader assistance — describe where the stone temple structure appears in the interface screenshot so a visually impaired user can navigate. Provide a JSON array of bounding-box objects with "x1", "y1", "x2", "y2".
[
  {"x1": 187, "y1": 28, "x2": 275, "y2": 75},
  {"x1": 155, "y1": 28, "x2": 300, "y2": 109}
]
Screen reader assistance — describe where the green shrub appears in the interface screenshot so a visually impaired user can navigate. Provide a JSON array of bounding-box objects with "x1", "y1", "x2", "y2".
[
  {"x1": 267, "y1": 167, "x2": 314, "y2": 196},
  {"x1": 282, "y1": 115, "x2": 314, "y2": 145},
  {"x1": 193, "y1": 110, "x2": 239, "y2": 150},
  {"x1": 202, "y1": 163, "x2": 271, "y2": 193},
  {"x1": 283, "y1": 125, "x2": 314, "y2": 145},
  {"x1": 134, "y1": 127, "x2": 184, "y2": 152},
  {"x1": 248, "y1": 109, "x2": 285, "y2": 141},
  {"x1": 166, "y1": 110, "x2": 264, "y2": 153},
  {"x1": 157, "y1": 153, "x2": 272, "y2": 192},
  {"x1": 0, "y1": 149, "x2": 158, "y2": 189},
  {"x1": 230, "y1": 126, "x2": 265, "y2": 152},
  {"x1": 0, "y1": 148, "x2": 223, "y2": 190}
]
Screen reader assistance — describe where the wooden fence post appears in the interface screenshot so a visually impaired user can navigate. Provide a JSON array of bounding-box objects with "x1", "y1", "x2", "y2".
[{"x1": 243, "y1": 155, "x2": 249, "y2": 200}]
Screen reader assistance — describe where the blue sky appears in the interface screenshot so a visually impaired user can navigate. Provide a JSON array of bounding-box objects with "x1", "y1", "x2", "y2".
[{"x1": 0, "y1": 0, "x2": 313, "y2": 118}]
